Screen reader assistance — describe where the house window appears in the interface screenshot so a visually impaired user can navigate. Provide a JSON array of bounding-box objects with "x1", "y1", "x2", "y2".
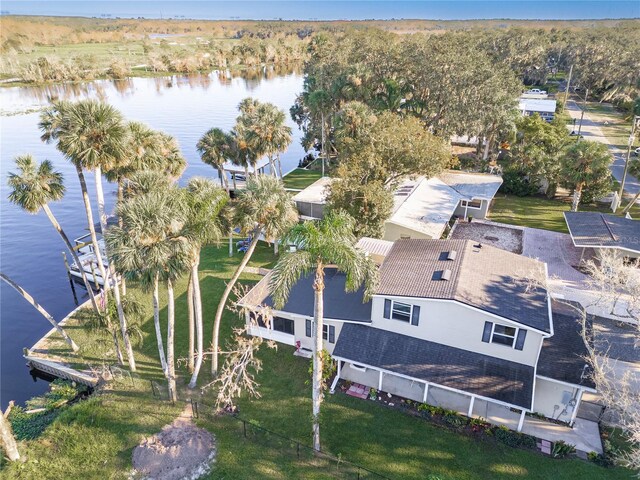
[
  {"x1": 273, "y1": 317, "x2": 294, "y2": 335},
  {"x1": 322, "y1": 324, "x2": 336, "y2": 343},
  {"x1": 305, "y1": 319, "x2": 312, "y2": 337},
  {"x1": 491, "y1": 324, "x2": 517, "y2": 347},
  {"x1": 392, "y1": 301, "x2": 412, "y2": 322},
  {"x1": 383, "y1": 299, "x2": 420, "y2": 326},
  {"x1": 461, "y1": 199, "x2": 482, "y2": 209},
  {"x1": 482, "y1": 321, "x2": 527, "y2": 350}
]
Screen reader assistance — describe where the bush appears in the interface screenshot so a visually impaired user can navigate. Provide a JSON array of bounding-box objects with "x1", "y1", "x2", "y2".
[
  {"x1": 588, "y1": 451, "x2": 615, "y2": 467},
  {"x1": 493, "y1": 425, "x2": 536, "y2": 449},
  {"x1": 500, "y1": 165, "x2": 540, "y2": 197},
  {"x1": 552, "y1": 440, "x2": 576, "y2": 458}
]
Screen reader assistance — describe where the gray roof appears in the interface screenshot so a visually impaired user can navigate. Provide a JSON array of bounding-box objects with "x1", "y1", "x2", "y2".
[
  {"x1": 334, "y1": 324, "x2": 534, "y2": 409},
  {"x1": 377, "y1": 239, "x2": 551, "y2": 332},
  {"x1": 564, "y1": 212, "x2": 640, "y2": 253},
  {"x1": 264, "y1": 268, "x2": 371, "y2": 322},
  {"x1": 439, "y1": 171, "x2": 503, "y2": 200},
  {"x1": 537, "y1": 301, "x2": 595, "y2": 389}
]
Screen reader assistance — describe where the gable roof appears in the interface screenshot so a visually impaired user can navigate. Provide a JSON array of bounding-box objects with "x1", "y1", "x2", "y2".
[
  {"x1": 564, "y1": 211, "x2": 640, "y2": 254},
  {"x1": 439, "y1": 171, "x2": 503, "y2": 200},
  {"x1": 263, "y1": 268, "x2": 371, "y2": 322},
  {"x1": 334, "y1": 323, "x2": 535, "y2": 409},
  {"x1": 376, "y1": 239, "x2": 551, "y2": 332}
]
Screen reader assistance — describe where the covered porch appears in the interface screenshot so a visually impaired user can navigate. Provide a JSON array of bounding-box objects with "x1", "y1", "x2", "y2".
[{"x1": 331, "y1": 359, "x2": 603, "y2": 453}]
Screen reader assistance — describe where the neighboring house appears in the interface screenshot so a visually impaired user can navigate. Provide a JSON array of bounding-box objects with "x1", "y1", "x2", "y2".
[
  {"x1": 291, "y1": 172, "x2": 503, "y2": 241},
  {"x1": 240, "y1": 238, "x2": 595, "y2": 432},
  {"x1": 518, "y1": 97, "x2": 557, "y2": 122},
  {"x1": 292, "y1": 176, "x2": 332, "y2": 220},
  {"x1": 564, "y1": 211, "x2": 640, "y2": 259}
]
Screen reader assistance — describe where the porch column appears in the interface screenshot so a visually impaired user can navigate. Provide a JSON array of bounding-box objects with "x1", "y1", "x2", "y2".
[
  {"x1": 423, "y1": 382, "x2": 429, "y2": 403},
  {"x1": 330, "y1": 361, "x2": 342, "y2": 394},
  {"x1": 569, "y1": 388, "x2": 584, "y2": 427},
  {"x1": 467, "y1": 396, "x2": 475, "y2": 417},
  {"x1": 378, "y1": 370, "x2": 383, "y2": 391},
  {"x1": 517, "y1": 409, "x2": 526, "y2": 432}
]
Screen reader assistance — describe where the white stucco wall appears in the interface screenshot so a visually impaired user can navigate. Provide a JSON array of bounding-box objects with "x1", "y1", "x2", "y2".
[
  {"x1": 532, "y1": 377, "x2": 580, "y2": 422},
  {"x1": 370, "y1": 296, "x2": 544, "y2": 366},
  {"x1": 382, "y1": 222, "x2": 437, "y2": 241},
  {"x1": 246, "y1": 311, "x2": 344, "y2": 355}
]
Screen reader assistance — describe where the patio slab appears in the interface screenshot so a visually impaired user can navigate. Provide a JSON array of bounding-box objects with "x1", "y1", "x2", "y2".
[{"x1": 522, "y1": 417, "x2": 603, "y2": 454}]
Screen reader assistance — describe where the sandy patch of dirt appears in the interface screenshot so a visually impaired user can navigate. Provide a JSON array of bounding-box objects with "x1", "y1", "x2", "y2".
[
  {"x1": 131, "y1": 406, "x2": 216, "y2": 480},
  {"x1": 450, "y1": 221, "x2": 523, "y2": 254}
]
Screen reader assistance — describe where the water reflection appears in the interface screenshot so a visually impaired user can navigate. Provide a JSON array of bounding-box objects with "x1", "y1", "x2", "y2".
[
  {"x1": 0, "y1": 68, "x2": 305, "y2": 408},
  {"x1": 5, "y1": 65, "x2": 302, "y2": 109}
]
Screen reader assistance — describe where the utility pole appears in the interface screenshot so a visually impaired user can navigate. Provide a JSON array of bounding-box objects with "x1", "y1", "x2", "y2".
[
  {"x1": 576, "y1": 88, "x2": 589, "y2": 142},
  {"x1": 616, "y1": 115, "x2": 640, "y2": 209},
  {"x1": 563, "y1": 64, "x2": 573, "y2": 110}
]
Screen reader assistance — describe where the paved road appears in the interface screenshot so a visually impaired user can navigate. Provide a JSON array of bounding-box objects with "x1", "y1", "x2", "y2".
[{"x1": 565, "y1": 101, "x2": 640, "y2": 197}]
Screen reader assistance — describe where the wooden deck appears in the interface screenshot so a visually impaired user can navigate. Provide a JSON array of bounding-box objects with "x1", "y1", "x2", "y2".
[{"x1": 24, "y1": 355, "x2": 98, "y2": 387}]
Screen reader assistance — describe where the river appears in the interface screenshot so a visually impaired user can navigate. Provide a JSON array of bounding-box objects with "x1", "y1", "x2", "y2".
[{"x1": 0, "y1": 68, "x2": 305, "y2": 408}]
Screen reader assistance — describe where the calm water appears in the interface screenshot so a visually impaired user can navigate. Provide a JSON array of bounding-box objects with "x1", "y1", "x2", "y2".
[{"x1": 0, "y1": 69, "x2": 305, "y2": 408}]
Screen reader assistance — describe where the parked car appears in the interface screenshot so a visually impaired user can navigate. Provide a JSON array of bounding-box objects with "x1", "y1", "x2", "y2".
[{"x1": 525, "y1": 88, "x2": 547, "y2": 95}]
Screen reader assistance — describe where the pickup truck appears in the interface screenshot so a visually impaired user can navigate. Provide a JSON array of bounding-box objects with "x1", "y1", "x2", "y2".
[{"x1": 525, "y1": 88, "x2": 547, "y2": 95}]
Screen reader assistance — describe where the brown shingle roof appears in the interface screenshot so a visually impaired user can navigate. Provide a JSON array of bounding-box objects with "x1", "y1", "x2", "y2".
[{"x1": 377, "y1": 239, "x2": 550, "y2": 332}]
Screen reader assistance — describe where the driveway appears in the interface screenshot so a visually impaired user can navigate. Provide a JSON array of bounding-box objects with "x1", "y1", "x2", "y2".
[
  {"x1": 565, "y1": 100, "x2": 640, "y2": 197},
  {"x1": 521, "y1": 226, "x2": 592, "y2": 289}
]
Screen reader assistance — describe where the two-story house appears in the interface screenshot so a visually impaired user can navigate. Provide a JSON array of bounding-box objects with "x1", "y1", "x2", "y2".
[{"x1": 239, "y1": 238, "x2": 595, "y2": 432}]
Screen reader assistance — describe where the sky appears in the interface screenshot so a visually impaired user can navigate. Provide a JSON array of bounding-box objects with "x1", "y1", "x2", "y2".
[{"x1": 2, "y1": 1, "x2": 639, "y2": 21}]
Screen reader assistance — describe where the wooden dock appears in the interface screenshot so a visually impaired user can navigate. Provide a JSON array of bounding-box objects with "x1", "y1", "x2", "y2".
[{"x1": 24, "y1": 355, "x2": 98, "y2": 387}]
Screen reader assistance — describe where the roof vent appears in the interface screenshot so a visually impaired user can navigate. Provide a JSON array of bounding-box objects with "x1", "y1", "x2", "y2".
[
  {"x1": 441, "y1": 269, "x2": 452, "y2": 281},
  {"x1": 447, "y1": 250, "x2": 457, "y2": 261}
]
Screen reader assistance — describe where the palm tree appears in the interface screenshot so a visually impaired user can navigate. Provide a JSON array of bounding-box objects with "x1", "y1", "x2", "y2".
[
  {"x1": 182, "y1": 178, "x2": 228, "y2": 388},
  {"x1": 39, "y1": 99, "x2": 137, "y2": 372},
  {"x1": 211, "y1": 175, "x2": 298, "y2": 376},
  {"x1": 7, "y1": 155, "x2": 99, "y2": 313},
  {"x1": 107, "y1": 186, "x2": 190, "y2": 401},
  {"x1": 269, "y1": 212, "x2": 377, "y2": 452},
  {"x1": 1, "y1": 273, "x2": 79, "y2": 352},
  {"x1": 197, "y1": 127, "x2": 232, "y2": 192},
  {"x1": 560, "y1": 140, "x2": 612, "y2": 211},
  {"x1": 246, "y1": 102, "x2": 292, "y2": 178}
]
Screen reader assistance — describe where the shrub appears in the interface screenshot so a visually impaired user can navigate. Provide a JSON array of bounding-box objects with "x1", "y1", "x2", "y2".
[
  {"x1": 493, "y1": 425, "x2": 536, "y2": 449},
  {"x1": 552, "y1": 440, "x2": 576, "y2": 458},
  {"x1": 588, "y1": 451, "x2": 615, "y2": 467},
  {"x1": 500, "y1": 164, "x2": 540, "y2": 196}
]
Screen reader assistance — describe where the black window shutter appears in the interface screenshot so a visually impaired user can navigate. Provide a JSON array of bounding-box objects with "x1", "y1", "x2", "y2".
[
  {"x1": 305, "y1": 319, "x2": 312, "y2": 337},
  {"x1": 515, "y1": 329, "x2": 527, "y2": 350},
  {"x1": 481, "y1": 321, "x2": 493, "y2": 343},
  {"x1": 411, "y1": 305, "x2": 420, "y2": 326},
  {"x1": 329, "y1": 325, "x2": 335, "y2": 343},
  {"x1": 383, "y1": 299, "x2": 391, "y2": 319}
]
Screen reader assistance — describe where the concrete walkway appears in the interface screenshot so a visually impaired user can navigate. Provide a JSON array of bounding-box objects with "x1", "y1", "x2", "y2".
[{"x1": 522, "y1": 417, "x2": 602, "y2": 454}]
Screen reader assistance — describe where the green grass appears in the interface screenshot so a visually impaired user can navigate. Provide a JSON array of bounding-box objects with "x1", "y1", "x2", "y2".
[
  {"x1": 283, "y1": 168, "x2": 323, "y2": 190},
  {"x1": 489, "y1": 194, "x2": 640, "y2": 233},
  {"x1": 2, "y1": 243, "x2": 633, "y2": 479}
]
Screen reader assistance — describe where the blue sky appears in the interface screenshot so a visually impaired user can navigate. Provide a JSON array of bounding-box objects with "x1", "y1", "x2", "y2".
[{"x1": 2, "y1": 1, "x2": 639, "y2": 21}]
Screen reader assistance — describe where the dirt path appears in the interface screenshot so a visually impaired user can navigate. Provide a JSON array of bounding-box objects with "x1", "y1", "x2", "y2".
[{"x1": 131, "y1": 404, "x2": 216, "y2": 480}]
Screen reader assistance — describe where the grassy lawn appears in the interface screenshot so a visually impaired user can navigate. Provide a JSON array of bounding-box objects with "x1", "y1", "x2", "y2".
[
  {"x1": 2, "y1": 243, "x2": 633, "y2": 479},
  {"x1": 283, "y1": 168, "x2": 323, "y2": 190},
  {"x1": 489, "y1": 194, "x2": 640, "y2": 233}
]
